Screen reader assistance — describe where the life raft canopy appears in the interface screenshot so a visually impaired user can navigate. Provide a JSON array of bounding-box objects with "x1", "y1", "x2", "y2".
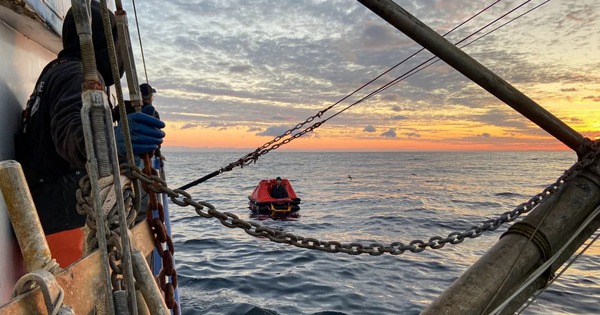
[{"x1": 248, "y1": 178, "x2": 301, "y2": 215}]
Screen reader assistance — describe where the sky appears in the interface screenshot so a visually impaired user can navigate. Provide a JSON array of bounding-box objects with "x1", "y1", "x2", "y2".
[{"x1": 119, "y1": 0, "x2": 600, "y2": 151}]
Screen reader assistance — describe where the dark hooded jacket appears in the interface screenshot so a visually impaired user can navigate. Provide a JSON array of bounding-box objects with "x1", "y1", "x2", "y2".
[
  {"x1": 17, "y1": 1, "x2": 122, "y2": 234},
  {"x1": 270, "y1": 184, "x2": 288, "y2": 199}
]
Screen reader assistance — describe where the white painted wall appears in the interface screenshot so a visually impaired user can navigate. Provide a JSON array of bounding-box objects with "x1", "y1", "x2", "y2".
[{"x1": 0, "y1": 18, "x2": 56, "y2": 304}]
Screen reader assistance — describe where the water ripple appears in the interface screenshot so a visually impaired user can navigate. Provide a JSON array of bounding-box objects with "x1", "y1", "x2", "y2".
[{"x1": 164, "y1": 151, "x2": 598, "y2": 314}]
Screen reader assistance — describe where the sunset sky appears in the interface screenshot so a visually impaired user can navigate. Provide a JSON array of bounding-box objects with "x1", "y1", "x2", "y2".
[{"x1": 121, "y1": 0, "x2": 599, "y2": 151}]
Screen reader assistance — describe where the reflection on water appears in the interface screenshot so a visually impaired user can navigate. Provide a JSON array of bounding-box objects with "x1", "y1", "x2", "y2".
[{"x1": 163, "y1": 151, "x2": 599, "y2": 315}]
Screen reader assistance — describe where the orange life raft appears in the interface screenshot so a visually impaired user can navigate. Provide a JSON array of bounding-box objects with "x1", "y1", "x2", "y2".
[{"x1": 248, "y1": 178, "x2": 301, "y2": 216}]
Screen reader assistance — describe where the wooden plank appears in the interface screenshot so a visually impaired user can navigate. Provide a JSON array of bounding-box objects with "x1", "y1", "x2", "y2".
[{"x1": 0, "y1": 221, "x2": 155, "y2": 314}]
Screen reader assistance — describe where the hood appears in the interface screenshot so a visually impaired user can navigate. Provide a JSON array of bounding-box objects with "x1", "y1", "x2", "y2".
[{"x1": 59, "y1": 1, "x2": 124, "y2": 86}]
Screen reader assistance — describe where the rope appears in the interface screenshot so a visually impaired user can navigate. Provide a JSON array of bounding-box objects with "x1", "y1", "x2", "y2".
[
  {"x1": 304, "y1": 0, "x2": 545, "y2": 132},
  {"x1": 461, "y1": 0, "x2": 550, "y2": 49},
  {"x1": 99, "y1": 0, "x2": 141, "y2": 213},
  {"x1": 481, "y1": 199, "x2": 554, "y2": 314},
  {"x1": 308, "y1": 0, "x2": 534, "y2": 125}
]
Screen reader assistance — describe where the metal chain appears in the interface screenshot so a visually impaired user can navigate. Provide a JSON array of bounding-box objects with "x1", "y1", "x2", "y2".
[
  {"x1": 76, "y1": 171, "x2": 136, "y2": 292},
  {"x1": 139, "y1": 155, "x2": 179, "y2": 314},
  {"x1": 121, "y1": 139, "x2": 600, "y2": 256},
  {"x1": 218, "y1": 123, "x2": 325, "y2": 174}
]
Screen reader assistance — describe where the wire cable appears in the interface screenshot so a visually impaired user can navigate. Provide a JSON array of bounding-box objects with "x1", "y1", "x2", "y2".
[
  {"x1": 319, "y1": 0, "x2": 543, "y2": 127},
  {"x1": 177, "y1": 1, "x2": 503, "y2": 189},
  {"x1": 131, "y1": 0, "x2": 149, "y2": 84},
  {"x1": 488, "y1": 204, "x2": 600, "y2": 315},
  {"x1": 516, "y1": 229, "x2": 600, "y2": 314},
  {"x1": 264, "y1": 0, "x2": 538, "y2": 147}
]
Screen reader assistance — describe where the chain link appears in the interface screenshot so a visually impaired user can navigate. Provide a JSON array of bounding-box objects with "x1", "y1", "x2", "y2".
[
  {"x1": 215, "y1": 122, "x2": 324, "y2": 176},
  {"x1": 76, "y1": 172, "x2": 136, "y2": 295},
  {"x1": 121, "y1": 140, "x2": 600, "y2": 256},
  {"x1": 139, "y1": 155, "x2": 179, "y2": 314}
]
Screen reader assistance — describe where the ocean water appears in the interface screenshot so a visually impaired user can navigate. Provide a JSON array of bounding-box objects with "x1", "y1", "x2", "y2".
[{"x1": 162, "y1": 151, "x2": 600, "y2": 315}]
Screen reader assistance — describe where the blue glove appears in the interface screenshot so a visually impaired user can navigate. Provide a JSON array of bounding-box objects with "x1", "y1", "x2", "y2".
[{"x1": 115, "y1": 105, "x2": 165, "y2": 156}]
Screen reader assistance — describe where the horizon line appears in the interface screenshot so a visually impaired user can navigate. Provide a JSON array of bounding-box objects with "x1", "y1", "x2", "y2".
[{"x1": 161, "y1": 146, "x2": 574, "y2": 153}]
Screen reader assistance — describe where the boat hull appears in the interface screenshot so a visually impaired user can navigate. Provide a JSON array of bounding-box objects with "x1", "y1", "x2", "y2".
[{"x1": 0, "y1": 5, "x2": 61, "y2": 304}]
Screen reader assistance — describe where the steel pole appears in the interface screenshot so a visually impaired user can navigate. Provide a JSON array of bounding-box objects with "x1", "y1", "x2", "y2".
[
  {"x1": 358, "y1": 0, "x2": 585, "y2": 153},
  {"x1": 0, "y1": 160, "x2": 60, "y2": 274}
]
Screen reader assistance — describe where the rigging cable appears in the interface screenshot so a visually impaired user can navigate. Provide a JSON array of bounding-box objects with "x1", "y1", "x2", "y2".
[
  {"x1": 177, "y1": 1, "x2": 502, "y2": 190},
  {"x1": 131, "y1": 0, "x2": 149, "y2": 84},
  {"x1": 364, "y1": 0, "x2": 540, "y2": 102},
  {"x1": 488, "y1": 204, "x2": 600, "y2": 315},
  {"x1": 252, "y1": 0, "x2": 503, "y2": 154},
  {"x1": 516, "y1": 229, "x2": 600, "y2": 314},
  {"x1": 242, "y1": 0, "x2": 544, "y2": 150},
  {"x1": 392, "y1": 0, "x2": 550, "y2": 89},
  {"x1": 178, "y1": 0, "x2": 546, "y2": 190}
]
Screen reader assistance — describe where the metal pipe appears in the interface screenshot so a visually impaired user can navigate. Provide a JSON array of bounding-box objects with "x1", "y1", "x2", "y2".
[
  {"x1": 136, "y1": 290, "x2": 151, "y2": 315},
  {"x1": 0, "y1": 161, "x2": 60, "y2": 274},
  {"x1": 421, "y1": 163, "x2": 600, "y2": 314},
  {"x1": 358, "y1": 0, "x2": 585, "y2": 153},
  {"x1": 115, "y1": 10, "x2": 143, "y2": 111},
  {"x1": 131, "y1": 250, "x2": 169, "y2": 314}
]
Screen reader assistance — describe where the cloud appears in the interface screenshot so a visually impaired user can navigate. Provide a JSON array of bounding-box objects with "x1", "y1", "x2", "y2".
[
  {"x1": 583, "y1": 95, "x2": 600, "y2": 102},
  {"x1": 118, "y1": 0, "x2": 599, "y2": 149},
  {"x1": 363, "y1": 125, "x2": 376, "y2": 132},
  {"x1": 229, "y1": 65, "x2": 251, "y2": 73},
  {"x1": 247, "y1": 126, "x2": 262, "y2": 132},
  {"x1": 381, "y1": 128, "x2": 397, "y2": 138},
  {"x1": 180, "y1": 123, "x2": 200, "y2": 130},
  {"x1": 474, "y1": 109, "x2": 531, "y2": 130},
  {"x1": 405, "y1": 132, "x2": 421, "y2": 138},
  {"x1": 560, "y1": 87, "x2": 577, "y2": 92},
  {"x1": 360, "y1": 21, "x2": 409, "y2": 49},
  {"x1": 478, "y1": 133, "x2": 491, "y2": 137},
  {"x1": 569, "y1": 117, "x2": 583, "y2": 123},
  {"x1": 271, "y1": 115, "x2": 295, "y2": 121},
  {"x1": 256, "y1": 125, "x2": 291, "y2": 137},
  {"x1": 207, "y1": 122, "x2": 228, "y2": 128}
]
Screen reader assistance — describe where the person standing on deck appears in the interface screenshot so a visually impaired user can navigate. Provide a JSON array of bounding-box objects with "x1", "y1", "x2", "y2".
[
  {"x1": 140, "y1": 83, "x2": 156, "y2": 109},
  {"x1": 140, "y1": 83, "x2": 164, "y2": 161},
  {"x1": 15, "y1": 1, "x2": 165, "y2": 267}
]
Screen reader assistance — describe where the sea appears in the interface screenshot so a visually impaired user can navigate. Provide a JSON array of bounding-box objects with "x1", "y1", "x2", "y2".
[{"x1": 162, "y1": 151, "x2": 600, "y2": 315}]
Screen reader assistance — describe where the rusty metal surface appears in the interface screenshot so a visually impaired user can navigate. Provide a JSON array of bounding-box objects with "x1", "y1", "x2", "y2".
[
  {"x1": 0, "y1": 221, "x2": 154, "y2": 314},
  {"x1": 0, "y1": 161, "x2": 58, "y2": 274}
]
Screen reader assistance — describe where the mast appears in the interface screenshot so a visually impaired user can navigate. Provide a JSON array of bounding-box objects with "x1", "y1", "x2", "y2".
[{"x1": 357, "y1": 0, "x2": 600, "y2": 313}]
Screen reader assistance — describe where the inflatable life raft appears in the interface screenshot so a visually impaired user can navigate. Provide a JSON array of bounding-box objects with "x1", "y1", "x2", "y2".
[{"x1": 248, "y1": 178, "x2": 301, "y2": 216}]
